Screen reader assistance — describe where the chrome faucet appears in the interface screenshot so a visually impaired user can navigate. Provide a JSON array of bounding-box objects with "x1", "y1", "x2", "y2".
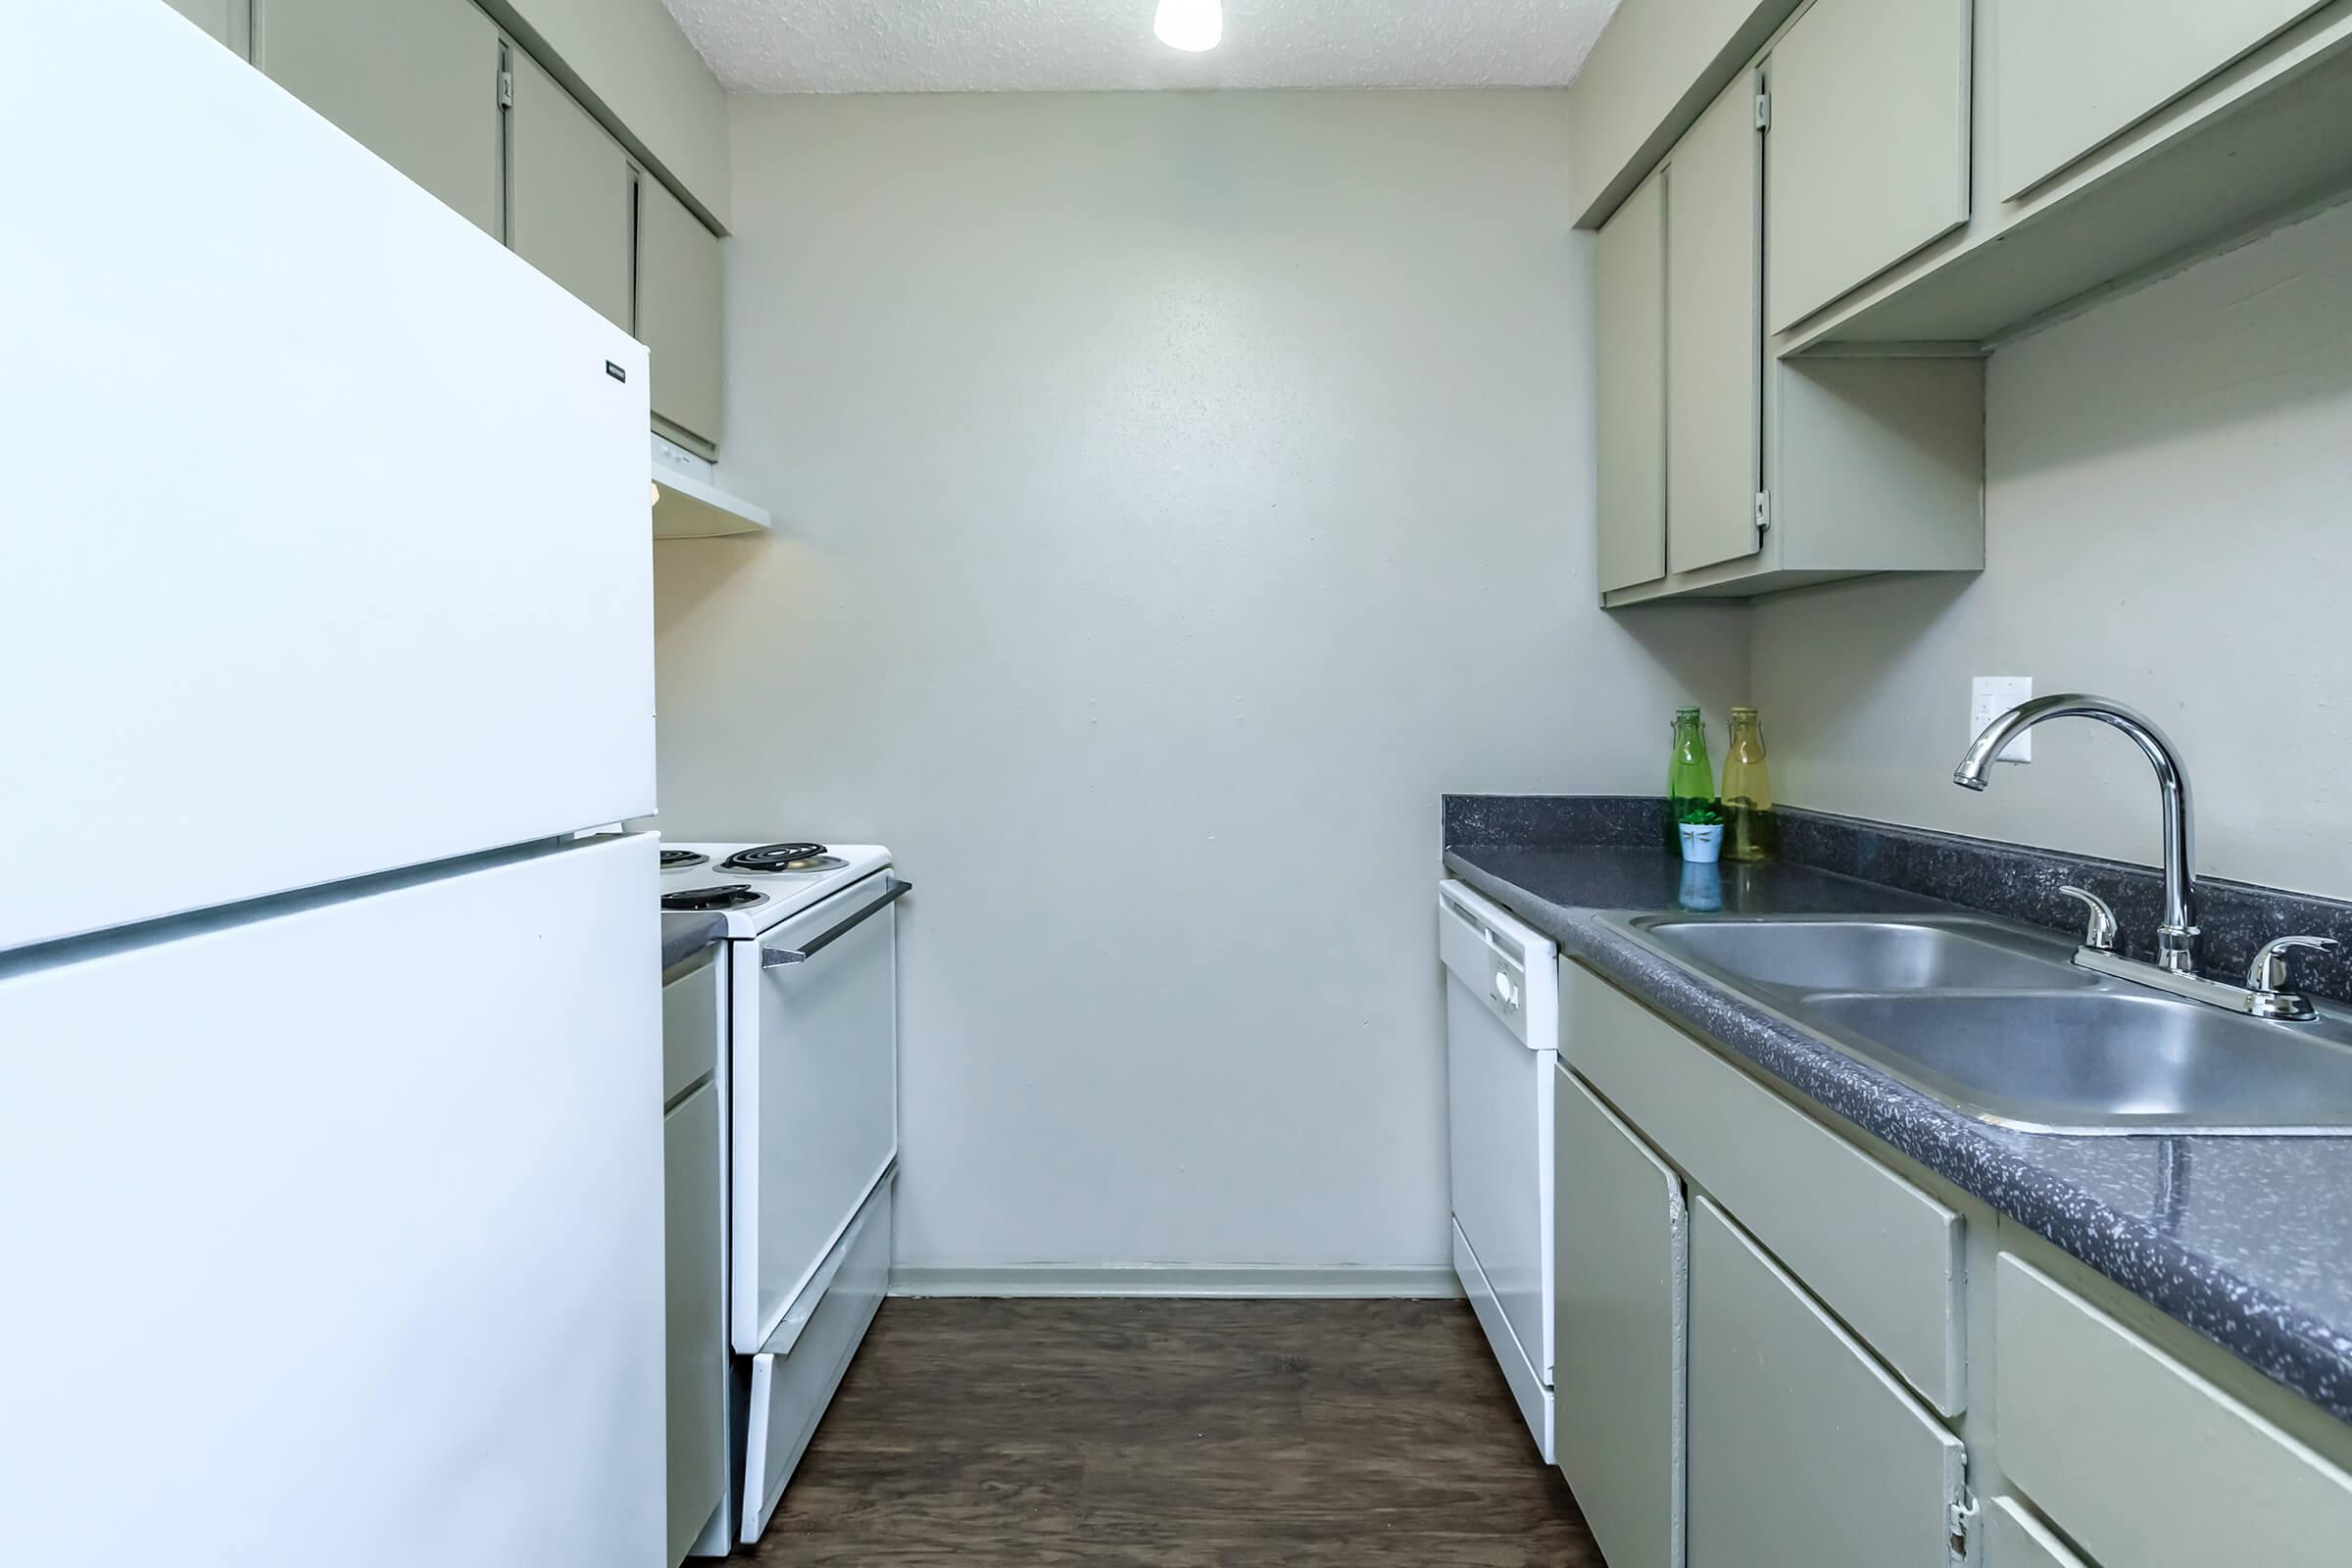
[
  {"x1": 1954, "y1": 693, "x2": 2341, "y2": 1021},
  {"x1": 1954, "y1": 694, "x2": 2199, "y2": 973}
]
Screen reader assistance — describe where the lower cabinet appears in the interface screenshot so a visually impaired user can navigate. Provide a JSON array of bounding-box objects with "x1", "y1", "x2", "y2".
[
  {"x1": 1996, "y1": 1253, "x2": 2352, "y2": 1568},
  {"x1": 1687, "y1": 1197, "x2": 1965, "y2": 1567},
  {"x1": 1984, "y1": 1496, "x2": 2089, "y2": 1568},
  {"x1": 1552, "y1": 1065, "x2": 1687, "y2": 1568},
  {"x1": 662, "y1": 1082, "x2": 726, "y2": 1564},
  {"x1": 662, "y1": 948, "x2": 727, "y2": 1563},
  {"x1": 1556, "y1": 956, "x2": 2352, "y2": 1568}
]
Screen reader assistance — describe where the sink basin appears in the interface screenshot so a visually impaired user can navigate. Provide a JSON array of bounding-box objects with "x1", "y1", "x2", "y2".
[
  {"x1": 1614, "y1": 912, "x2": 2352, "y2": 1135},
  {"x1": 1636, "y1": 915, "x2": 2087, "y2": 994},
  {"x1": 1800, "y1": 992, "x2": 2352, "y2": 1135}
]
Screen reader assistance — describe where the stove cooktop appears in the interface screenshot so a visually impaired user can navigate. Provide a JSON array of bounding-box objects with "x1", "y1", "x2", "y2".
[{"x1": 657, "y1": 842, "x2": 894, "y2": 938}]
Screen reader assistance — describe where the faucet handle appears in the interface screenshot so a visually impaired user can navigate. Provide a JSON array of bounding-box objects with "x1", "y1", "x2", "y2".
[
  {"x1": 2246, "y1": 936, "x2": 2343, "y2": 996},
  {"x1": 2058, "y1": 886, "x2": 2120, "y2": 953}
]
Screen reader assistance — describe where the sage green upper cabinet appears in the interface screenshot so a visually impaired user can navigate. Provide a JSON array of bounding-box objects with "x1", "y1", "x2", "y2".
[
  {"x1": 636, "y1": 173, "x2": 724, "y2": 451},
  {"x1": 506, "y1": 45, "x2": 633, "y2": 330},
  {"x1": 256, "y1": 0, "x2": 503, "y2": 237},
  {"x1": 1994, "y1": 0, "x2": 2326, "y2": 199},
  {"x1": 1687, "y1": 1198, "x2": 1966, "y2": 1567},
  {"x1": 164, "y1": 0, "x2": 248, "y2": 53},
  {"x1": 1665, "y1": 73, "x2": 1764, "y2": 577},
  {"x1": 1592, "y1": 63, "x2": 1982, "y2": 606},
  {"x1": 1765, "y1": 0, "x2": 1972, "y2": 332},
  {"x1": 1594, "y1": 172, "x2": 1667, "y2": 595}
]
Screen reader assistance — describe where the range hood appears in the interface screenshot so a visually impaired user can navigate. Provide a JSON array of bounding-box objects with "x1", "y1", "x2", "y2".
[{"x1": 652, "y1": 433, "x2": 769, "y2": 539}]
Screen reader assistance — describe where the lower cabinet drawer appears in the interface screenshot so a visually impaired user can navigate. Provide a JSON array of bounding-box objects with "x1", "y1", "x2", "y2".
[
  {"x1": 660, "y1": 943, "x2": 721, "y2": 1104},
  {"x1": 1996, "y1": 1252, "x2": 2352, "y2": 1568},
  {"x1": 740, "y1": 1174, "x2": 894, "y2": 1544},
  {"x1": 1564, "y1": 960, "x2": 1965, "y2": 1413},
  {"x1": 1688, "y1": 1197, "x2": 1965, "y2": 1567}
]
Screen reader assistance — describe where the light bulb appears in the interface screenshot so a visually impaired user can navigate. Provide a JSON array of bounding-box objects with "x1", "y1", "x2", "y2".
[{"x1": 1152, "y1": 0, "x2": 1222, "y2": 52}]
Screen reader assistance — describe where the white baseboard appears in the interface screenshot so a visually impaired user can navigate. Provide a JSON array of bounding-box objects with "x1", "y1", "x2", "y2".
[{"x1": 889, "y1": 1264, "x2": 1465, "y2": 1299}]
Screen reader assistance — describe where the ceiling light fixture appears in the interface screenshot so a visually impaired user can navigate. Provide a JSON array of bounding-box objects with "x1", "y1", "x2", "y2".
[{"x1": 1152, "y1": 0, "x2": 1222, "y2": 52}]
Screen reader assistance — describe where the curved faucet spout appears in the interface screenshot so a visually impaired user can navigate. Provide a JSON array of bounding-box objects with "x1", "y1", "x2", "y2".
[{"x1": 1952, "y1": 694, "x2": 2200, "y2": 974}]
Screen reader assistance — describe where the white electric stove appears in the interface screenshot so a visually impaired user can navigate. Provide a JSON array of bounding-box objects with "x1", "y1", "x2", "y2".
[{"x1": 660, "y1": 841, "x2": 904, "y2": 1554}]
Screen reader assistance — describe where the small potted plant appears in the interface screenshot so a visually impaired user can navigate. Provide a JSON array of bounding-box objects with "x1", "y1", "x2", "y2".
[{"x1": 1678, "y1": 807, "x2": 1726, "y2": 864}]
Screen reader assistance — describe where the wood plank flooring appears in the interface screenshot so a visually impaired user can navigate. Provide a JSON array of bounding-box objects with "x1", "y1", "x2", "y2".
[{"x1": 746, "y1": 1298, "x2": 1600, "y2": 1566}]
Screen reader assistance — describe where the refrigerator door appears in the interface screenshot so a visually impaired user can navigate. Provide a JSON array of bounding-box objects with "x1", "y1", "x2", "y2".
[
  {"x1": 0, "y1": 0, "x2": 655, "y2": 955},
  {"x1": 0, "y1": 834, "x2": 663, "y2": 1568}
]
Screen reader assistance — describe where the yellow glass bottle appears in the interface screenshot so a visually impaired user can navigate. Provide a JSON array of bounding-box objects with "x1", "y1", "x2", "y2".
[{"x1": 1722, "y1": 706, "x2": 1778, "y2": 862}]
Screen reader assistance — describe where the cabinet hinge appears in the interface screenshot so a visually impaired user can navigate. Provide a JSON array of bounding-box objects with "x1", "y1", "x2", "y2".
[
  {"x1": 1946, "y1": 1492, "x2": 1979, "y2": 1563},
  {"x1": 1753, "y1": 490, "x2": 1772, "y2": 536},
  {"x1": 1754, "y1": 91, "x2": 1771, "y2": 130},
  {"x1": 497, "y1": 68, "x2": 514, "y2": 109}
]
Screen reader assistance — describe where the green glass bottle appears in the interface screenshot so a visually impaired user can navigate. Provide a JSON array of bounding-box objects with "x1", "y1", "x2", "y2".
[
  {"x1": 1665, "y1": 708, "x2": 1716, "y2": 853},
  {"x1": 1723, "y1": 706, "x2": 1779, "y2": 862}
]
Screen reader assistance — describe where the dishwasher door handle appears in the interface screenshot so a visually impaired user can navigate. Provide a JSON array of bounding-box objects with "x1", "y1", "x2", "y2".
[{"x1": 760, "y1": 878, "x2": 912, "y2": 968}]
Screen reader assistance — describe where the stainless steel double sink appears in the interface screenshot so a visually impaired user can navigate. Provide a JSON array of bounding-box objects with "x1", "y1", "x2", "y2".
[{"x1": 1611, "y1": 912, "x2": 2352, "y2": 1136}]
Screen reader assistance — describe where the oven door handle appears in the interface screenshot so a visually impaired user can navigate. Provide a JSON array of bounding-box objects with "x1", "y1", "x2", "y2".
[{"x1": 760, "y1": 877, "x2": 911, "y2": 968}]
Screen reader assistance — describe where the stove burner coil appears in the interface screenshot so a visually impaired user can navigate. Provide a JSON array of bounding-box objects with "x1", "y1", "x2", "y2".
[
  {"x1": 662, "y1": 884, "x2": 766, "y2": 912},
  {"x1": 720, "y1": 843, "x2": 845, "y2": 874}
]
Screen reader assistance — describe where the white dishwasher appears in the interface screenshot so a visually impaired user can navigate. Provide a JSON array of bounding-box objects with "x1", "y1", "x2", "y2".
[{"x1": 1440, "y1": 879, "x2": 1560, "y2": 1460}]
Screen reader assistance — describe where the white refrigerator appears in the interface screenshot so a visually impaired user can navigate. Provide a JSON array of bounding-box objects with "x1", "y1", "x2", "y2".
[{"x1": 1, "y1": 5, "x2": 665, "y2": 1564}]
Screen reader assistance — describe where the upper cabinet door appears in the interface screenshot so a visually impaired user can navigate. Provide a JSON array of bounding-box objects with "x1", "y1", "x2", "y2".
[
  {"x1": 1688, "y1": 1198, "x2": 1965, "y2": 1567},
  {"x1": 1994, "y1": 0, "x2": 2325, "y2": 200},
  {"x1": 163, "y1": 0, "x2": 245, "y2": 52},
  {"x1": 1766, "y1": 0, "x2": 1972, "y2": 331},
  {"x1": 1594, "y1": 171, "x2": 1668, "y2": 594},
  {"x1": 256, "y1": 0, "x2": 503, "y2": 237},
  {"x1": 637, "y1": 174, "x2": 725, "y2": 448},
  {"x1": 507, "y1": 46, "x2": 633, "y2": 329},
  {"x1": 1665, "y1": 73, "x2": 1763, "y2": 578}
]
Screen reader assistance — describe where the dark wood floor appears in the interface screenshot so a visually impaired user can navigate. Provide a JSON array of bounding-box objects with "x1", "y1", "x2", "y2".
[{"x1": 748, "y1": 1297, "x2": 1599, "y2": 1566}]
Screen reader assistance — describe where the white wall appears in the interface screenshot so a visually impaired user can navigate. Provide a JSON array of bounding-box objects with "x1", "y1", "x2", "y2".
[
  {"x1": 1754, "y1": 199, "x2": 2352, "y2": 899},
  {"x1": 653, "y1": 90, "x2": 1746, "y2": 1272}
]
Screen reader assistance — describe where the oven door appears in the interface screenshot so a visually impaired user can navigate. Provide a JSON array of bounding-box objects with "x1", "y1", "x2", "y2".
[{"x1": 730, "y1": 870, "x2": 904, "y2": 1355}]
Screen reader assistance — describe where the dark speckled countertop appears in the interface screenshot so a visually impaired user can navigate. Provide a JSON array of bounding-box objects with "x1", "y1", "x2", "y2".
[
  {"x1": 1445, "y1": 813, "x2": 2352, "y2": 1427},
  {"x1": 661, "y1": 911, "x2": 726, "y2": 971}
]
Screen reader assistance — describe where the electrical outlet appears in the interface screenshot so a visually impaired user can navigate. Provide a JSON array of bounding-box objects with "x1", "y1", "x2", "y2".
[{"x1": 1971, "y1": 676, "x2": 2034, "y2": 762}]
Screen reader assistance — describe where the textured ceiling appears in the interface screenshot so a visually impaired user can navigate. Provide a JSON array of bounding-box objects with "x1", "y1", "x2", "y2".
[{"x1": 662, "y1": 0, "x2": 1624, "y2": 94}]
